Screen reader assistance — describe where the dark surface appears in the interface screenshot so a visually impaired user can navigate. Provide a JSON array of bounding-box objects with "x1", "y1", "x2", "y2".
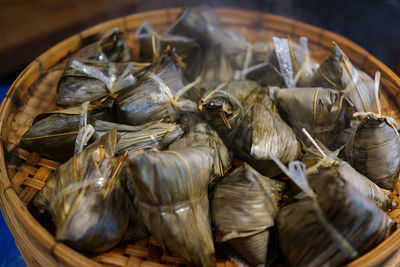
[
  {"x1": 0, "y1": 85, "x2": 25, "y2": 267},
  {"x1": 0, "y1": 210, "x2": 25, "y2": 267}
]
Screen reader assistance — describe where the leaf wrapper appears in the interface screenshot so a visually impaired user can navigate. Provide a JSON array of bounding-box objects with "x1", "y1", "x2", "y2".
[
  {"x1": 302, "y1": 141, "x2": 396, "y2": 210},
  {"x1": 232, "y1": 94, "x2": 301, "y2": 177},
  {"x1": 345, "y1": 113, "x2": 400, "y2": 190},
  {"x1": 128, "y1": 147, "x2": 216, "y2": 266},
  {"x1": 199, "y1": 80, "x2": 261, "y2": 140},
  {"x1": 212, "y1": 163, "x2": 284, "y2": 266},
  {"x1": 278, "y1": 174, "x2": 396, "y2": 267},
  {"x1": 168, "y1": 118, "x2": 231, "y2": 183},
  {"x1": 33, "y1": 130, "x2": 141, "y2": 252},
  {"x1": 57, "y1": 59, "x2": 143, "y2": 107},
  {"x1": 116, "y1": 55, "x2": 185, "y2": 125},
  {"x1": 272, "y1": 87, "x2": 349, "y2": 146}
]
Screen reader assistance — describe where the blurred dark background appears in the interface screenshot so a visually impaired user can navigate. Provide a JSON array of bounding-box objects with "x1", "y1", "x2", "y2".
[{"x1": 1, "y1": 0, "x2": 400, "y2": 82}]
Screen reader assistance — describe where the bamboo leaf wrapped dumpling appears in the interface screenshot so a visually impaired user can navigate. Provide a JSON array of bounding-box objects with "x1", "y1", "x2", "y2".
[
  {"x1": 271, "y1": 87, "x2": 349, "y2": 146},
  {"x1": 168, "y1": 7, "x2": 250, "y2": 71},
  {"x1": 206, "y1": 26, "x2": 249, "y2": 70},
  {"x1": 33, "y1": 130, "x2": 117, "y2": 214},
  {"x1": 94, "y1": 120, "x2": 184, "y2": 156},
  {"x1": 19, "y1": 102, "x2": 113, "y2": 162},
  {"x1": 198, "y1": 45, "x2": 235, "y2": 82},
  {"x1": 271, "y1": 159, "x2": 396, "y2": 267},
  {"x1": 235, "y1": 61, "x2": 285, "y2": 87},
  {"x1": 345, "y1": 112, "x2": 400, "y2": 190},
  {"x1": 78, "y1": 27, "x2": 132, "y2": 62},
  {"x1": 232, "y1": 94, "x2": 301, "y2": 177},
  {"x1": 167, "y1": 7, "x2": 219, "y2": 48},
  {"x1": 307, "y1": 43, "x2": 344, "y2": 90},
  {"x1": 127, "y1": 147, "x2": 216, "y2": 266},
  {"x1": 302, "y1": 139, "x2": 396, "y2": 210},
  {"x1": 115, "y1": 54, "x2": 186, "y2": 125},
  {"x1": 168, "y1": 116, "x2": 231, "y2": 181},
  {"x1": 307, "y1": 43, "x2": 377, "y2": 113},
  {"x1": 57, "y1": 59, "x2": 145, "y2": 107},
  {"x1": 199, "y1": 80, "x2": 261, "y2": 140},
  {"x1": 211, "y1": 163, "x2": 284, "y2": 266},
  {"x1": 135, "y1": 24, "x2": 200, "y2": 68},
  {"x1": 286, "y1": 37, "x2": 319, "y2": 86},
  {"x1": 52, "y1": 150, "x2": 129, "y2": 252},
  {"x1": 342, "y1": 73, "x2": 400, "y2": 190},
  {"x1": 32, "y1": 130, "x2": 136, "y2": 252},
  {"x1": 235, "y1": 37, "x2": 317, "y2": 87}
]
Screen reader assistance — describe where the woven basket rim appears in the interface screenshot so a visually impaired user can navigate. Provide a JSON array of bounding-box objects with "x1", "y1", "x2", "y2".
[{"x1": 1, "y1": 7, "x2": 400, "y2": 266}]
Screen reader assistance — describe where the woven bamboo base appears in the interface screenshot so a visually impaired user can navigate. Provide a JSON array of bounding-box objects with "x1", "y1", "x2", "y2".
[{"x1": 2, "y1": 7, "x2": 400, "y2": 267}]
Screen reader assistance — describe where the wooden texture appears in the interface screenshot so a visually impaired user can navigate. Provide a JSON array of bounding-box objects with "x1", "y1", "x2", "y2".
[{"x1": 0, "y1": 7, "x2": 400, "y2": 267}]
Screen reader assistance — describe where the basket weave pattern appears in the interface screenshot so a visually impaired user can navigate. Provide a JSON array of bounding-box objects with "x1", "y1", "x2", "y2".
[{"x1": 2, "y1": 8, "x2": 400, "y2": 266}]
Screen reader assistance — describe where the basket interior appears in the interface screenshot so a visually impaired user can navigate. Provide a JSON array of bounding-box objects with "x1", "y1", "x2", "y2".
[{"x1": 2, "y1": 7, "x2": 400, "y2": 267}]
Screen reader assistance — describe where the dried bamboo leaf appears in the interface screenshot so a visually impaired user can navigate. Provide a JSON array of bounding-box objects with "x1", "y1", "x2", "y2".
[
  {"x1": 19, "y1": 107, "x2": 112, "y2": 162},
  {"x1": 168, "y1": 116, "x2": 231, "y2": 181},
  {"x1": 278, "y1": 172, "x2": 396, "y2": 267},
  {"x1": 127, "y1": 147, "x2": 216, "y2": 266},
  {"x1": 95, "y1": 120, "x2": 184, "y2": 156},
  {"x1": 302, "y1": 141, "x2": 396, "y2": 210},
  {"x1": 57, "y1": 59, "x2": 144, "y2": 107},
  {"x1": 239, "y1": 62, "x2": 285, "y2": 87},
  {"x1": 78, "y1": 27, "x2": 132, "y2": 62},
  {"x1": 232, "y1": 94, "x2": 301, "y2": 177},
  {"x1": 345, "y1": 112, "x2": 400, "y2": 190},
  {"x1": 271, "y1": 87, "x2": 349, "y2": 146},
  {"x1": 200, "y1": 45, "x2": 235, "y2": 82},
  {"x1": 32, "y1": 130, "x2": 136, "y2": 252},
  {"x1": 199, "y1": 80, "x2": 261, "y2": 140},
  {"x1": 212, "y1": 163, "x2": 284, "y2": 266},
  {"x1": 307, "y1": 43, "x2": 377, "y2": 113},
  {"x1": 115, "y1": 55, "x2": 185, "y2": 125},
  {"x1": 167, "y1": 7, "x2": 219, "y2": 48}
]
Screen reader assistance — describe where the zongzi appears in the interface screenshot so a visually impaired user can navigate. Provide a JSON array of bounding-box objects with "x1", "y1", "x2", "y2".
[
  {"x1": 232, "y1": 93, "x2": 301, "y2": 177},
  {"x1": 94, "y1": 120, "x2": 184, "y2": 156},
  {"x1": 272, "y1": 159, "x2": 396, "y2": 267},
  {"x1": 199, "y1": 80, "x2": 261, "y2": 140},
  {"x1": 302, "y1": 139, "x2": 396, "y2": 210},
  {"x1": 307, "y1": 43, "x2": 377, "y2": 113},
  {"x1": 78, "y1": 27, "x2": 132, "y2": 62},
  {"x1": 115, "y1": 54, "x2": 185, "y2": 125},
  {"x1": 19, "y1": 103, "x2": 113, "y2": 162},
  {"x1": 33, "y1": 130, "x2": 135, "y2": 252},
  {"x1": 127, "y1": 147, "x2": 216, "y2": 266},
  {"x1": 57, "y1": 59, "x2": 144, "y2": 107},
  {"x1": 235, "y1": 62, "x2": 285, "y2": 87},
  {"x1": 168, "y1": 116, "x2": 231, "y2": 181},
  {"x1": 271, "y1": 87, "x2": 350, "y2": 146},
  {"x1": 345, "y1": 112, "x2": 400, "y2": 190},
  {"x1": 212, "y1": 163, "x2": 284, "y2": 266},
  {"x1": 138, "y1": 29, "x2": 200, "y2": 68},
  {"x1": 167, "y1": 7, "x2": 219, "y2": 49},
  {"x1": 197, "y1": 45, "x2": 235, "y2": 82}
]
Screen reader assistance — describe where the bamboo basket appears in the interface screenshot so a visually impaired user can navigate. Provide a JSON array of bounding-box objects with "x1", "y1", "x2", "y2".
[{"x1": 1, "y1": 7, "x2": 400, "y2": 267}]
